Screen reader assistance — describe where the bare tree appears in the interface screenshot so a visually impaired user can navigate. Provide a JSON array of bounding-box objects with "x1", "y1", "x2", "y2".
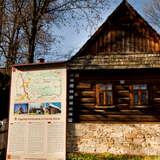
[
  {"x1": 22, "y1": 0, "x2": 111, "y2": 63},
  {"x1": 144, "y1": 0, "x2": 160, "y2": 29},
  {"x1": 0, "y1": 0, "x2": 111, "y2": 66},
  {"x1": 0, "y1": 0, "x2": 25, "y2": 67},
  {"x1": 0, "y1": 0, "x2": 4, "y2": 37}
]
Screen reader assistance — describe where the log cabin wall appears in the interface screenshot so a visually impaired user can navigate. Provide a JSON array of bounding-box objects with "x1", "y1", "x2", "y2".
[
  {"x1": 69, "y1": 26, "x2": 160, "y2": 69},
  {"x1": 67, "y1": 70, "x2": 160, "y2": 122},
  {"x1": 66, "y1": 1, "x2": 160, "y2": 155},
  {"x1": 67, "y1": 1, "x2": 160, "y2": 122},
  {"x1": 69, "y1": 1, "x2": 160, "y2": 70}
]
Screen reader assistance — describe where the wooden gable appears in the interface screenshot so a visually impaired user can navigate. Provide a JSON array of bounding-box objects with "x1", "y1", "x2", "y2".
[{"x1": 68, "y1": 0, "x2": 160, "y2": 69}]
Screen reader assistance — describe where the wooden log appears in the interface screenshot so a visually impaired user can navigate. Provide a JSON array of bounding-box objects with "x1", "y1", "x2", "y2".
[
  {"x1": 152, "y1": 104, "x2": 160, "y2": 108},
  {"x1": 117, "y1": 104, "x2": 130, "y2": 109},
  {"x1": 117, "y1": 90, "x2": 130, "y2": 97},
  {"x1": 79, "y1": 98, "x2": 96, "y2": 103},
  {"x1": 79, "y1": 109, "x2": 160, "y2": 115},
  {"x1": 79, "y1": 115, "x2": 160, "y2": 122},
  {"x1": 132, "y1": 105, "x2": 151, "y2": 109},
  {"x1": 153, "y1": 91, "x2": 160, "y2": 96},
  {"x1": 152, "y1": 86, "x2": 160, "y2": 90},
  {"x1": 79, "y1": 103, "x2": 95, "y2": 108},
  {"x1": 79, "y1": 91, "x2": 95, "y2": 97},
  {"x1": 153, "y1": 98, "x2": 160, "y2": 104},
  {"x1": 118, "y1": 97, "x2": 130, "y2": 103},
  {"x1": 94, "y1": 105, "x2": 116, "y2": 109},
  {"x1": 115, "y1": 85, "x2": 129, "y2": 90},
  {"x1": 76, "y1": 83, "x2": 91, "y2": 89}
]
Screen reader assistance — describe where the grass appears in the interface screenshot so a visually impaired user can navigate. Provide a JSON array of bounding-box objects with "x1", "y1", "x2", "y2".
[{"x1": 67, "y1": 153, "x2": 160, "y2": 160}]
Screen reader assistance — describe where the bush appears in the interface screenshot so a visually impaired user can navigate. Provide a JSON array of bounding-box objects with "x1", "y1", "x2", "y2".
[{"x1": 67, "y1": 153, "x2": 160, "y2": 160}]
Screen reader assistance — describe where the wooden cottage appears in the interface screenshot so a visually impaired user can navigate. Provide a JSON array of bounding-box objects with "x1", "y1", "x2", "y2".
[{"x1": 67, "y1": 0, "x2": 160, "y2": 122}]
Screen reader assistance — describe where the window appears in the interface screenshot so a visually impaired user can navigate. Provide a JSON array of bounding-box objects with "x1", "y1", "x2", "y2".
[
  {"x1": 96, "y1": 84, "x2": 113, "y2": 106},
  {"x1": 132, "y1": 84, "x2": 148, "y2": 105}
]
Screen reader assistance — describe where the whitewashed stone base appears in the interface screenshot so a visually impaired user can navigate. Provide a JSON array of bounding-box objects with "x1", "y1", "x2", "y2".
[{"x1": 67, "y1": 123, "x2": 160, "y2": 155}]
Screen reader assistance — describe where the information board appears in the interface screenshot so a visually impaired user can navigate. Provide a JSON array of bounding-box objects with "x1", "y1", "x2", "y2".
[{"x1": 6, "y1": 66, "x2": 67, "y2": 160}]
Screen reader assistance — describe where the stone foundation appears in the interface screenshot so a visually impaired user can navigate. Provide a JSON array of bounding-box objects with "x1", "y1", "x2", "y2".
[{"x1": 67, "y1": 123, "x2": 160, "y2": 155}]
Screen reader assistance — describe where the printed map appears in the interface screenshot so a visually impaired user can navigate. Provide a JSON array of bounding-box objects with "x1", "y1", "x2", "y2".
[{"x1": 14, "y1": 69, "x2": 63, "y2": 102}]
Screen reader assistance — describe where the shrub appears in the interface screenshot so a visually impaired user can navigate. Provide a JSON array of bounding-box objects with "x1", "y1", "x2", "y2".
[{"x1": 67, "y1": 153, "x2": 160, "y2": 160}]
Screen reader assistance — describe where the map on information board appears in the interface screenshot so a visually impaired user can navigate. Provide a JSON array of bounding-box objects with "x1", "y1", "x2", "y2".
[
  {"x1": 14, "y1": 70, "x2": 63, "y2": 102},
  {"x1": 7, "y1": 66, "x2": 67, "y2": 160}
]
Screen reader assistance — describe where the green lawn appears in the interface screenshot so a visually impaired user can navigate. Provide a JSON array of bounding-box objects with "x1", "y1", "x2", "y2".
[{"x1": 67, "y1": 153, "x2": 160, "y2": 160}]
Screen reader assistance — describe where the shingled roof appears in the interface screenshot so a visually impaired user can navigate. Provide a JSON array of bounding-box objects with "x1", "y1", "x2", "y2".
[{"x1": 68, "y1": 0, "x2": 160, "y2": 69}]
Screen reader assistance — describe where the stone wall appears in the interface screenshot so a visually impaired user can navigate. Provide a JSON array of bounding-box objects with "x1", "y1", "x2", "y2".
[{"x1": 67, "y1": 123, "x2": 160, "y2": 155}]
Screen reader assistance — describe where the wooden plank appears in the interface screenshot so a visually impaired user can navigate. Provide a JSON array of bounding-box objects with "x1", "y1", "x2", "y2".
[
  {"x1": 79, "y1": 115, "x2": 160, "y2": 122},
  {"x1": 115, "y1": 85, "x2": 129, "y2": 90},
  {"x1": 94, "y1": 105, "x2": 116, "y2": 109},
  {"x1": 150, "y1": 91, "x2": 160, "y2": 99},
  {"x1": 132, "y1": 105, "x2": 151, "y2": 109},
  {"x1": 80, "y1": 103, "x2": 95, "y2": 108},
  {"x1": 76, "y1": 82, "x2": 91, "y2": 89},
  {"x1": 153, "y1": 98, "x2": 160, "y2": 101},
  {"x1": 152, "y1": 102, "x2": 160, "y2": 106},
  {"x1": 152, "y1": 104, "x2": 160, "y2": 108},
  {"x1": 117, "y1": 104, "x2": 130, "y2": 109},
  {"x1": 129, "y1": 85, "x2": 133, "y2": 106},
  {"x1": 152, "y1": 86, "x2": 160, "y2": 90},
  {"x1": 118, "y1": 97, "x2": 130, "y2": 103},
  {"x1": 117, "y1": 90, "x2": 130, "y2": 97},
  {"x1": 152, "y1": 91, "x2": 160, "y2": 94},
  {"x1": 79, "y1": 98, "x2": 96, "y2": 103},
  {"x1": 79, "y1": 109, "x2": 160, "y2": 115},
  {"x1": 119, "y1": 109, "x2": 160, "y2": 115},
  {"x1": 96, "y1": 84, "x2": 100, "y2": 106},
  {"x1": 79, "y1": 91, "x2": 95, "y2": 97},
  {"x1": 152, "y1": 98, "x2": 160, "y2": 105}
]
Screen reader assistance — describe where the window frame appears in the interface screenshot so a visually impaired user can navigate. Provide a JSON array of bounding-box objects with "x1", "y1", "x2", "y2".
[
  {"x1": 96, "y1": 83, "x2": 113, "y2": 107},
  {"x1": 130, "y1": 84, "x2": 148, "y2": 106}
]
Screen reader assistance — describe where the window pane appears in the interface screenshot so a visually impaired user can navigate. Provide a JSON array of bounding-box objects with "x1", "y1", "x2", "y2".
[
  {"x1": 96, "y1": 84, "x2": 113, "y2": 106},
  {"x1": 107, "y1": 91, "x2": 112, "y2": 105},
  {"x1": 133, "y1": 84, "x2": 147, "y2": 90},
  {"x1": 133, "y1": 85, "x2": 139, "y2": 90},
  {"x1": 141, "y1": 91, "x2": 148, "y2": 105},
  {"x1": 99, "y1": 84, "x2": 112, "y2": 91},
  {"x1": 140, "y1": 84, "x2": 147, "y2": 90},
  {"x1": 99, "y1": 92, "x2": 104, "y2": 105},
  {"x1": 106, "y1": 84, "x2": 112, "y2": 90},
  {"x1": 134, "y1": 90, "x2": 139, "y2": 105},
  {"x1": 133, "y1": 84, "x2": 148, "y2": 105}
]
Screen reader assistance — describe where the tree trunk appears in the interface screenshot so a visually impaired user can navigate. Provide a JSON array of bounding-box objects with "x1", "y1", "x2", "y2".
[
  {"x1": 28, "y1": 0, "x2": 38, "y2": 63},
  {"x1": 0, "y1": 0, "x2": 4, "y2": 41},
  {"x1": 28, "y1": 23, "x2": 37, "y2": 63},
  {"x1": 28, "y1": 39, "x2": 35, "y2": 63}
]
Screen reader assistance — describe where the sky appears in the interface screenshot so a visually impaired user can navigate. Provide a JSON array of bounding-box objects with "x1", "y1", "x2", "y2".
[{"x1": 47, "y1": 0, "x2": 155, "y2": 62}]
